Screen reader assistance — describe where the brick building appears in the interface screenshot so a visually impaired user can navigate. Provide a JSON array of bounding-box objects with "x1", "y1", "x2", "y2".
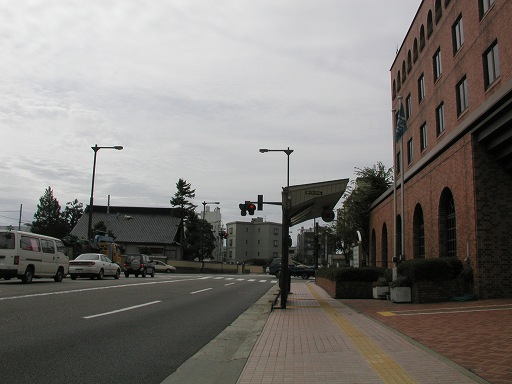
[{"x1": 369, "y1": 0, "x2": 512, "y2": 299}]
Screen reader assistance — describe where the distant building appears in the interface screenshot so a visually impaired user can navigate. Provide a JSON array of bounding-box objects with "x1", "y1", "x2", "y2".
[
  {"x1": 296, "y1": 227, "x2": 315, "y2": 265},
  {"x1": 369, "y1": 0, "x2": 512, "y2": 299},
  {"x1": 225, "y1": 218, "x2": 282, "y2": 264},
  {"x1": 199, "y1": 205, "x2": 223, "y2": 260},
  {"x1": 70, "y1": 206, "x2": 181, "y2": 260}
]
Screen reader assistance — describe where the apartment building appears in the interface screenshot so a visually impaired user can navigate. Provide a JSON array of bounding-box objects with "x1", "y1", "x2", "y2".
[
  {"x1": 225, "y1": 218, "x2": 282, "y2": 264},
  {"x1": 369, "y1": 0, "x2": 512, "y2": 299}
]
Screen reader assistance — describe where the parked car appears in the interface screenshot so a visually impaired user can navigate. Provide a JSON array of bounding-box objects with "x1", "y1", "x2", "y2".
[
  {"x1": 69, "y1": 253, "x2": 121, "y2": 280},
  {"x1": 124, "y1": 254, "x2": 155, "y2": 278},
  {"x1": 154, "y1": 260, "x2": 176, "y2": 273},
  {"x1": 266, "y1": 258, "x2": 315, "y2": 279}
]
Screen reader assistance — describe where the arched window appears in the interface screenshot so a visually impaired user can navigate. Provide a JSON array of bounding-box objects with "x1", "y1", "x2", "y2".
[
  {"x1": 420, "y1": 25, "x2": 426, "y2": 51},
  {"x1": 413, "y1": 204, "x2": 425, "y2": 258},
  {"x1": 413, "y1": 39, "x2": 419, "y2": 62},
  {"x1": 407, "y1": 50, "x2": 412, "y2": 73},
  {"x1": 396, "y1": 214, "x2": 403, "y2": 259},
  {"x1": 370, "y1": 229, "x2": 376, "y2": 267},
  {"x1": 382, "y1": 223, "x2": 388, "y2": 268},
  {"x1": 427, "y1": 11, "x2": 434, "y2": 37},
  {"x1": 402, "y1": 61, "x2": 407, "y2": 82},
  {"x1": 397, "y1": 71, "x2": 401, "y2": 91},
  {"x1": 393, "y1": 80, "x2": 397, "y2": 99},
  {"x1": 439, "y1": 188, "x2": 456, "y2": 257},
  {"x1": 435, "y1": 0, "x2": 443, "y2": 23}
]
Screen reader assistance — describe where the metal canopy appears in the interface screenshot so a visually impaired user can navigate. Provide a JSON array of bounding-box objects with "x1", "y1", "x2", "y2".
[{"x1": 282, "y1": 178, "x2": 349, "y2": 226}]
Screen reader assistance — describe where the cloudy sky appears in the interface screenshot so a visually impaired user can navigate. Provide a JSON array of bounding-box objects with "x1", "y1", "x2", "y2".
[{"x1": 0, "y1": 0, "x2": 419, "y2": 238}]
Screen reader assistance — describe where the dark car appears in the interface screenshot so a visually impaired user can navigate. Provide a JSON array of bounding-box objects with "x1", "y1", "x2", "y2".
[
  {"x1": 266, "y1": 257, "x2": 315, "y2": 280},
  {"x1": 124, "y1": 254, "x2": 156, "y2": 278}
]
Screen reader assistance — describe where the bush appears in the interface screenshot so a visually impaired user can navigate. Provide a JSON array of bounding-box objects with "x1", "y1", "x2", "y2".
[
  {"x1": 397, "y1": 257, "x2": 463, "y2": 283},
  {"x1": 316, "y1": 266, "x2": 385, "y2": 282}
]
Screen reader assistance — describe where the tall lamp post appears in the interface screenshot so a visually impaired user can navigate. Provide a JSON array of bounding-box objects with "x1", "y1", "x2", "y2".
[
  {"x1": 259, "y1": 147, "x2": 293, "y2": 308},
  {"x1": 88, "y1": 144, "x2": 123, "y2": 240}
]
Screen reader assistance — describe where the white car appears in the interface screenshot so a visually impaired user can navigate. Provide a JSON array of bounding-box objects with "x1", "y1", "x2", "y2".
[
  {"x1": 69, "y1": 253, "x2": 121, "y2": 280},
  {"x1": 154, "y1": 260, "x2": 176, "y2": 273}
]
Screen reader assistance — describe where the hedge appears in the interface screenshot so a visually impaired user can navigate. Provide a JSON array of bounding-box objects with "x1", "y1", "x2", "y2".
[
  {"x1": 397, "y1": 257, "x2": 463, "y2": 283},
  {"x1": 315, "y1": 266, "x2": 385, "y2": 282}
]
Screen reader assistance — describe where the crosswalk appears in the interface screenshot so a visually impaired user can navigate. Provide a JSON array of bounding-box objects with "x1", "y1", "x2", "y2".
[{"x1": 203, "y1": 275, "x2": 278, "y2": 284}]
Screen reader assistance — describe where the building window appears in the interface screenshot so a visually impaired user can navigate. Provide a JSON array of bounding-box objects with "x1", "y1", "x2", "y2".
[
  {"x1": 397, "y1": 71, "x2": 401, "y2": 91},
  {"x1": 396, "y1": 151, "x2": 401, "y2": 174},
  {"x1": 483, "y1": 41, "x2": 500, "y2": 89},
  {"x1": 452, "y1": 15, "x2": 464, "y2": 54},
  {"x1": 407, "y1": 51, "x2": 412, "y2": 73},
  {"x1": 413, "y1": 39, "x2": 419, "y2": 62},
  {"x1": 435, "y1": 0, "x2": 442, "y2": 23},
  {"x1": 418, "y1": 73, "x2": 425, "y2": 103},
  {"x1": 402, "y1": 61, "x2": 406, "y2": 82},
  {"x1": 456, "y1": 76, "x2": 469, "y2": 116},
  {"x1": 420, "y1": 25, "x2": 426, "y2": 51},
  {"x1": 407, "y1": 138, "x2": 413, "y2": 164},
  {"x1": 405, "y1": 94, "x2": 412, "y2": 120},
  {"x1": 433, "y1": 48, "x2": 442, "y2": 82},
  {"x1": 439, "y1": 188, "x2": 457, "y2": 258},
  {"x1": 427, "y1": 11, "x2": 433, "y2": 37},
  {"x1": 273, "y1": 240, "x2": 278, "y2": 247},
  {"x1": 436, "y1": 102, "x2": 445, "y2": 135},
  {"x1": 413, "y1": 204, "x2": 425, "y2": 258},
  {"x1": 274, "y1": 228, "x2": 279, "y2": 235},
  {"x1": 480, "y1": 0, "x2": 495, "y2": 18},
  {"x1": 420, "y1": 123, "x2": 427, "y2": 152}
]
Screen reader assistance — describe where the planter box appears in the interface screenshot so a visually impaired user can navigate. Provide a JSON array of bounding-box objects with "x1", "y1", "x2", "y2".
[
  {"x1": 390, "y1": 287, "x2": 411, "y2": 303},
  {"x1": 372, "y1": 286, "x2": 390, "y2": 299}
]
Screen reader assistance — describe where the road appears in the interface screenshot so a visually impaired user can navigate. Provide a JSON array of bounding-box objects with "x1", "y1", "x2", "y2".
[{"x1": 0, "y1": 273, "x2": 277, "y2": 384}]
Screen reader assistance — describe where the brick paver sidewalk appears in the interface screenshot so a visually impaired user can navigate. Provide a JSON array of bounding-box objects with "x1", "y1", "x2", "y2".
[{"x1": 238, "y1": 282, "x2": 486, "y2": 384}]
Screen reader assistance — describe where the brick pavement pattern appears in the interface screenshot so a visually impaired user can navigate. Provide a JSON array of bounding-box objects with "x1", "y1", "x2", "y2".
[
  {"x1": 238, "y1": 282, "x2": 486, "y2": 384},
  {"x1": 340, "y1": 297, "x2": 512, "y2": 384}
]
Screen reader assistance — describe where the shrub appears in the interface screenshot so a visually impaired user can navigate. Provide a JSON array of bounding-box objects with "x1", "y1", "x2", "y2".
[
  {"x1": 397, "y1": 257, "x2": 463, "y2": 283},
  {"x1": 316, "y1": 266, "x2": 385, "y2": 282}
]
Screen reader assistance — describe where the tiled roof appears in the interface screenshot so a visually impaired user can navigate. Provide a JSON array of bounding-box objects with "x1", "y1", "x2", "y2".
[{"x1": 70, "y1": 206, "x2": 181, "y2": 244}]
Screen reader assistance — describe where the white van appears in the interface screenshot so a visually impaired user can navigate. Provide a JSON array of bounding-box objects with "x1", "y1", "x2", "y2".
[{"x1": 0, "y1": 230, "x2": 69, "y2": 283}]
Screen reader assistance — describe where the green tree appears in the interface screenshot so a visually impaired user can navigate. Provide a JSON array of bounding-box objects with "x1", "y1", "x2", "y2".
[
  {"x1": 170, "y1": 178, "x2": 197, "y2": 223},
  {"x1": 63, "y1": 199, "x2": 84, "y2": 233},
  {"x1": 335, "y1": 162, "x2": 393, "y2": 261},
  {"x1": 170, "y1": 178, "x2": 198, "y2": 259},
  {"x1": 182, "y1": 215, "x2": 216, "y2": 261},
  {"x1": 31, "y1": 186, "x2": 67, "y2": 238}
]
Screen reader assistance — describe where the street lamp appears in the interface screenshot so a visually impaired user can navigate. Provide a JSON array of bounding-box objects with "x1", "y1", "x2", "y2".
[
  {"x1": 88, "y1": 144, "x2": 123, "y2": 240},
  {"x1": 259, "y1": 147, "x2": 293, "y2": 308}
]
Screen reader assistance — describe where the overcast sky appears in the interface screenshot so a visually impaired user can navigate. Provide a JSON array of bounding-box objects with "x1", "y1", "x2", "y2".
[{"x1": 0, "y1": 0, "x2": 419, "y2": 239}]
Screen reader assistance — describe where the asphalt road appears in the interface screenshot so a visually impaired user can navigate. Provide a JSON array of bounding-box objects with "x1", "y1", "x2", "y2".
[{"x1": 0, "y1": 273, "x2": 277, "y2": 384}]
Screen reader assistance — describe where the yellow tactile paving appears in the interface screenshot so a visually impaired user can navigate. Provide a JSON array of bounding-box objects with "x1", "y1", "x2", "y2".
[{"x1": 307, "y1": 284, "x2": 417, "y2": 384}]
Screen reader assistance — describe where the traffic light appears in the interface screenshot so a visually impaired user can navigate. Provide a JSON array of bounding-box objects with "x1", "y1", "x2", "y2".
[
  {"x1": 239, "y1": 203, "x2": 248, "y2": 216},
  {"x1": 257, "y1": 195, "x2": 263, "y2": 211},
  {"x1": 321, "y1": 207, "x2": 335, "y2": 222},
  {"x1": 247, "y1": 202, "x2": 256, "y2": 215}
]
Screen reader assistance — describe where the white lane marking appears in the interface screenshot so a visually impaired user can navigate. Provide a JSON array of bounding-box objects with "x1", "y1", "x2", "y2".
[
  {"x1": 213, "y1": 277, "x2": 223, "y2": 280},
  {"x1": 0, "y1": 277, "x2": 210, "y2": 301},
  {"x1": 236, "y1": 278, "x2": 245, "y2": 281},
  {"x1": 259, "y1": 280, "x2": 267, "y2": 283},
  {"x1": 225, "y1": 283, "x2": 235, "y2": 286},
  {"x1": 248, "y1": 279, "x2": 255, "y2": 282},
  {"x1": 225, "y1": 277, "x2": 234, "y2": 280},
  {"x1": 191, "y1": 288, "x2": 212, "y2": 295},
  {"x1": 84, "y1": 301, "x2": 161, "y2": 319},
  {"x1": 271, "y1": 280, "x2": 278, "y2": 284}
]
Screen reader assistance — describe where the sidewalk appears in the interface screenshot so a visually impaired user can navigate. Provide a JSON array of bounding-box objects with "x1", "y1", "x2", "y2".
[{"x1": 237, "y1": 281, "x2": 497, "y2": 384}]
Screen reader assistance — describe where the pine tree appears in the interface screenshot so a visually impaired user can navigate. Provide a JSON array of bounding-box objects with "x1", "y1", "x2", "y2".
[
  {"x1": 31, "y1": 187, "x2": 67, "y2": 238},
  {"x1": 63, "y1": 199, "x2": 84, "y2": 232}
]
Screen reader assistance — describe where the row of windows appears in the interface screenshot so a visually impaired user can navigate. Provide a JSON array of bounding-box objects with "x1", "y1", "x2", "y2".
[
  {"x1": 397, "y1": 38, "x2": 500, "y2": 169},
  {"x1": 393, "y1": 0, "x2": 495, "y2": 99}
]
